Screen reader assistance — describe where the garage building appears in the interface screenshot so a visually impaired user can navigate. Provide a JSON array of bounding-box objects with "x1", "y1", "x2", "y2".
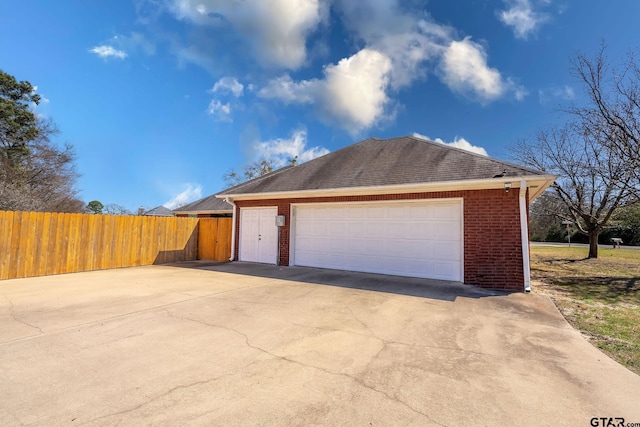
[{"x1": 217, "y1": 136, "x2": 555, "y2": 291}]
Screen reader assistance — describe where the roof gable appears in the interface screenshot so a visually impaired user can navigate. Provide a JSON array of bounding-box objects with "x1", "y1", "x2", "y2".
[{"x1": 219, "y1": 136, "x2": 549, "y2": 196}]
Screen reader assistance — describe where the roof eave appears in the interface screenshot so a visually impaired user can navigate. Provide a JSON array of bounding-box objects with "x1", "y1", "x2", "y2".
[
  {"x1": 216, "y1": 175, "x2": 557, "y2": 202},
  {"x1": 173, "y1": 209, "x2": 232, "y2": 215}
]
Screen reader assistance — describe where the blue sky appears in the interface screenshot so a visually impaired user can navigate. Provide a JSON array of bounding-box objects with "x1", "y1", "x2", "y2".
[{"x1": 1, "y1": 1, "x2": 638, "y2": 212}]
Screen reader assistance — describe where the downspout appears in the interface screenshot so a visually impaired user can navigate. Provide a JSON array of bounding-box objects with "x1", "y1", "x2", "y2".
[
  {"x1": 519, "y1": 180, "x2": 531, "y2": 293},
  {"x1": 225, "y1": 197, "x2": 237, "y2": 262}
]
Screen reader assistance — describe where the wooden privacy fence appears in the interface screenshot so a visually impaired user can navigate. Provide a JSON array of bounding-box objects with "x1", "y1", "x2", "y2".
[{"x1": 0, "y1": 211, "x2": 233, "y2": 281}]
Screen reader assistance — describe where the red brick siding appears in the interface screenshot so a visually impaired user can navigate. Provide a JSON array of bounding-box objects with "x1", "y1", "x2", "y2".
[
  {"x1": 462, "y1": 189, "x2": 526, "y2": 291},
  {"x1": 234, "y1": 189, "x2": 527, "y2": 291}
]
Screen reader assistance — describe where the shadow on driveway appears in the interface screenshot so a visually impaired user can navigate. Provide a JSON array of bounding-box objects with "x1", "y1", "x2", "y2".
[{"x1": 166, "y1": 260, "x2": 510, "y2": 302}]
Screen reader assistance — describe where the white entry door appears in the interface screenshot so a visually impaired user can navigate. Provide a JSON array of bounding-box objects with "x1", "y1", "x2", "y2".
[
  {"x1": 239, "y1": 207, "x2": 278, "y2": 264},
  {"x1": 292, "y1": 200, "x2": 463, "y2": 281}
]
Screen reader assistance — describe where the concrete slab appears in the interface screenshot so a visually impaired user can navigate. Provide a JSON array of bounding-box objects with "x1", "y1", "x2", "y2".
[{"x1": 1, "y1": 262, "x2": 639, "y2": 426}]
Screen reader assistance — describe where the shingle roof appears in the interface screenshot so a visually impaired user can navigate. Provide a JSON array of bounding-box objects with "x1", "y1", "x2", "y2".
[
  {"x1": 218, "y1": 135, "x2": 548, "y2": 195},
  {"x1": 172, "y1": 194, "x2": 232, "y2": 213},
  {"x1": 143, "y1": 206, "x2": 174, "y2": 216}
]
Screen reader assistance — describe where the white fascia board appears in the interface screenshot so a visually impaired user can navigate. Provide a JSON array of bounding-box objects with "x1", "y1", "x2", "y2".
[
  {"x1": 172, "y1": 210, "x2": 232, "y2": 215},
  {"x1": 526, "y1": 176, "x2": 557, "y2": 201},
  {"x1": 216, "y1": 175, "x2": 557, "y2": 202}
]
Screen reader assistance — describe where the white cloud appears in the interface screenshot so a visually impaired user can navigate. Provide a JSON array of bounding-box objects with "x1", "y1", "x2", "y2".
[
  {"x1": 513, "y1": 82, "x2": 529, "y2": 101},
  {"x1": 258, "y1": 74, "x2": 317, "y2": 104},
  {"x1": 498, "y1": 0, "x2": 549, "y2": 39},
  {"x1": 211, "y1": 77, "x2": 244, "y2": 97},
  {"x1": 89, "y1": 45, "x2": 128, "y2": 59},
  {"x1": 439, "y1": 38, "x2": 505, "y2": 102},
  {"x1": 164, "y1": 183, "x2": 203, "y2": 209},
  {"x1": 207, "y1": 99, "x2": 232, "y2": 122},
  {"x1": 439, "y1": 38, "x2": 525, "y2": 103},
  {"x1": 334, "y1": 2, "x2": 450, "y2": 90},
  {"x1": 412, "y1": 133, "x2": 489, "y2": 156},
  {"x1": 371, "y1": 22, "x2": 448, "y2": 90},
  {"x1": 116, "y1": 32, "x2": 156, "y2": 55},
  {"x1": 334, "y1": 1, "x2": 523, "y2": 104},
  {"x1": 259, "y1": 48, "x2": 393, "y2": 135},
  {"x1": 538, "y1": 85, "x2": 575, "y2": 104},
  {"x1": 90, "y1": 33, "x2": 155, "y2": 61},
  {"x1": 159, "y1": 0, "x2": 525, "y2": 134},
  {"x1": 207, "y1": 77, "x2": 244, "y2": 121},
  {"x1": 250, "y1": 129, "x2": 330, "y2": 167},
  {"x1": 168, "y1": 0, "x2": 326, "y2": 69},
  {"x1": 320, "y1": 49, "x2": 392, "y2": 133}
]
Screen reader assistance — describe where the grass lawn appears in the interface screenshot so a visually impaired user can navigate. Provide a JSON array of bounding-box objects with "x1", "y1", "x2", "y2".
[{"x1": 530, "y1": 246, "x2": 640, "y2": 375}]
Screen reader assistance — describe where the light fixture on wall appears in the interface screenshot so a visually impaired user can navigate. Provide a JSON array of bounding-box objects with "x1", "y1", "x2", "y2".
[{"x1": 504, "y1": 182, "x2": 512, "y2": 193}]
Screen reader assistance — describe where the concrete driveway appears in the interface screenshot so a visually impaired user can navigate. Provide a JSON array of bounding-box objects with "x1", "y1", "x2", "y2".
[{"x1": 1, "y1": 262, "x2": 639, "y2": 426}]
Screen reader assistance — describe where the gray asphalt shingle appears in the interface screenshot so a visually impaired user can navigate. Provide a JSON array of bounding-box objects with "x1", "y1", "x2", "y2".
[
  {"x1": 219, "y1": 135, "x2": 545, "y2": 195},
  {"x1": 172, "y1": 195, "x2": 232, "y2": 213}
]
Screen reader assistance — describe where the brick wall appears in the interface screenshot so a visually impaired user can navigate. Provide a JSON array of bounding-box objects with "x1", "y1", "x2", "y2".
[{"x1": 234, "y1": 189, "x2": 527, "y2": 291}]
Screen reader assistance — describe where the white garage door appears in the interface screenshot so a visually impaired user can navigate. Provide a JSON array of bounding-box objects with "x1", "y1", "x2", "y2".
[{"x1": 292, "y1": 200, "x2": 463, "y2": 281}]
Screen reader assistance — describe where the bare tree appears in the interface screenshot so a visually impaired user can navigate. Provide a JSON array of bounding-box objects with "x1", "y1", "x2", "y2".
[
  {"x1": 0, "y1": 122, "x2": 83, "y2": 212},
  {"x1": 513, "y1": 125, "x2": 637, "y2": 258},
  {"x1": 223, "y1": 158, "x2": 276, "y2": 187},
  {"x1": 102, "y1": 203, "x2": 133, "y2": 215},
  {"x1": 528, "y1": 191, "x2": 570, "y2": 242},
  {"x1": 513, "y1": 45, "x2": 640, "y2": 257},
  {"x1": 569, "y1": 44, "x2": 640, "y2": 184}
]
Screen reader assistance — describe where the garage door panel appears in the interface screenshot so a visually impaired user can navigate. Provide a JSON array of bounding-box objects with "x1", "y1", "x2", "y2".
[
  {"x1": 408, "y1": 205, "x2": 430, "y2": 219},
  {"x1": 296, "y1": 208, "x2": 314, "y2": 221},
  {"x1": 387, "y1": 206, "x2": 406, "y2": 219},
  {"x1": 312, "y1": 222, "x2": 328, "y2": 236},
  {"x1": 295, "y1": 236, "x2": 315, "y2": 252},
  {"x1": 430, "y1": 223, "x2": 461, "y2": 240},
  {"x1": 432, "y1": 203, "x2": 459, "y2": 218},
  {"x1": 345, "y1": 208, "x2": 364, "y2": 219},
  {"x1": 329, "y1": 222, "x2": 346, "y2": 235},
  {"x1": 430, "y1": 261, "x2": 461, "y2": 280},
  {"x1": 347, "y1": 222, "x2": 364, "y2": 235},
  {"x1": 293, "y1": 201, "x2": 462, "y2": 281},
  {"x1": 435, "y1": 241, "x2": 461, "y2": 260},
  {"x1": 304, "y1": 236, "x2": 330, "y2": 251},
  {"x1": 345, "y1": 238, "x2": 364, "y2": 253},
  {"x1": 366, "y1": 207, "x2": 385, "y2": 219},
  {"x1": 329, "y1": 238, "x2": 345, "y2": 252},
  {"x1": 410, "y1": 222, "x2": 432, "y2": 237},
  {"x1": 387, "y1": 240, "x2": 407, "y2": 257},
  {"x1": 403, "y1": 260, "x2": 424, "y2": 276},
  {"x1": 388, "y1": 222, "x2": 407, "y2": 238},
  {"x1": 384, "y1": 257, "x2": 410, "y2": 273}
]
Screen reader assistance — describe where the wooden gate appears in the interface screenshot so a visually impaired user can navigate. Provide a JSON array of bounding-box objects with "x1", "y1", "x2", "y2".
[{"x1": 197, "y1": 217, "x2": 232, "y2": 261}]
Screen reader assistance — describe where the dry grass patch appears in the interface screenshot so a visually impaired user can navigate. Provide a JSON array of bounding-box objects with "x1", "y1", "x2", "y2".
[{"x1": 531, "y1": 246, "x2": 640, "y2": 375}]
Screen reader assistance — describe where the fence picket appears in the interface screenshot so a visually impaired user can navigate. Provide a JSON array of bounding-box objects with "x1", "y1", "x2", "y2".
[{"x1": 0, "y1": 211, "x2": 14, "y2": 280}]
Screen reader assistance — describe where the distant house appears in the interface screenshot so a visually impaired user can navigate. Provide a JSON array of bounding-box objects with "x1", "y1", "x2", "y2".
[
  {"x1": 215, "y1": 135, "x2": 556, "y2": 292},
  {"x1": 173, "y1": 194, "x2": 233, "y2": 218},
  {"x1": 143, "y1": 206, "x2": 174, "y2": 217}
]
